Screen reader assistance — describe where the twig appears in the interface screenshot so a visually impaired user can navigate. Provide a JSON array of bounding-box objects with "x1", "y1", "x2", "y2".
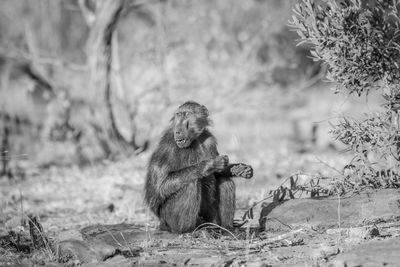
[
  {"x1": 192, "y1": 223, "x2": 238, "y2": 241},
  {"x1": 0, "y1": 48, "x2": 87, "y2": 72},
  {"x1": 119, "y1": 232, "x2": 134, "y2": 256},
  {"x1": 240, "y1": 172, "x2": 306, "y2": 217},
  {"x1": 263, "y1": 217, "x2": 293, "y2": 230},
  {"x1": 315, "y1": 156, "x2": 342, "y2": 175},
  {"x1": 337, "y1": 193, "x2": 341, "y2": 229},
  {"x1": 78, "y1": 0, "x2": 96, "y2": 26},
  {"x1": 252, "y1": 229, "x2": 304, "y2": 249},
  {"x1": 102, "y1": 226, "x2": 124, "y2": 248}
]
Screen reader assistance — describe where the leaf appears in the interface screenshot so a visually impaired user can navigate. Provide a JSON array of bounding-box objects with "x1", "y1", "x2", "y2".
[
  {"x1": 279, "y1": 187, "x2": 287, "y2": 202},
  {"x1": 290, "y1": 175, "x2": 296, "y2": 189},
  {"x1": 288, "y1": 189, "x2": 295, "y2": 199},
  {"x1": 242, "y1": 207, "x2": 254, "y2": 221},
  {"x1": 273, "y1": 190, "x2": 279, "y2": 202}
]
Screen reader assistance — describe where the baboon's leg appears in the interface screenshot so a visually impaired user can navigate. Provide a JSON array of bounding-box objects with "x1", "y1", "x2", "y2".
[
  {"x1": 217, "y1": 177, "x2": 235, "y2": 228},
  {"x1": 199, "y1": 176, "x2": 218, "y2": 223},
  {"x1": 159, "y1": 218, "x2": 170, "y2": 231},
  {"x1": 160, "y1": 181, "x2": 201, "y2": 233}
]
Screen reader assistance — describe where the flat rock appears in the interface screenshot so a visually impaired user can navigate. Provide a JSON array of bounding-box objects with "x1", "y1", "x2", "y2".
[
  {"x1": 331, "y1": 237, "x2": 400, "y2": 266},
  {"x1": 57, "y1": 239, "x2": 99, "y2": 263},
  {"x1": 260, "y1": 189, "x2": 400, "y2": 230},
  {"x1": 55, "y1": 224, "x2": 180, "y2": 265},
  {"x1": 57, "y1": 229, "x2": 84, "y2": 242},
  {"x1": 57, "y1": 238, "x2": 116, "y2": 263},
  {"x1": 81, "y1": 223, "x2": 177, "y2": 247}
]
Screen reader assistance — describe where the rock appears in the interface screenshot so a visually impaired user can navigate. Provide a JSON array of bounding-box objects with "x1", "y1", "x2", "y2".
[
  {"x1": 57, "y1": 239, "x2": 99, "y2": 263},
  {"x1": 260, "y1": 189, "x2": 400, "y2": 230},
  {"x1": 332, "y1": 237, "x2": 400, "y2": 266},
  {"x1": 57, "y1": 224, "x2": 166, "y2": 264},
  {"x1": 57, "y1": 239, "x2": 116, "y2": 264},
  {"x1": 364, "y1": 225, "x2": 380, "y2": 239},
  {"x1": 82, "y1": 255, "x2": 133, "y2": 267},
  {"x1": 89, "y1": 239, "x2": 117, "y2": 260},
  {"x1": 57, "y1": 229, "x2": 83, "y2": 242},
  {"x1": 81, "y1": 223, "x2": 177, "y2": 247}
]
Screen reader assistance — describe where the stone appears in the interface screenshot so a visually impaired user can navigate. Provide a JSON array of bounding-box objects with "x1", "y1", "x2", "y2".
[
  {"x1": 57, "y1": 239, "x2": 99, "y2": 263},
  {"x1": 81, "y1": 223, "x2": 177, "y2": 247},
  {"x1": 57, "y1": 229, "x2": 84, "y2": 242},
  {"x1": 260, "y1": 189, "x2": 400, "y2": 230},
  {"x1": 89, "y1": 239, "x2": 117, "y2": 260},
  {"x1": 56, "y1": 239, "x2": 116, "y2": 264}
]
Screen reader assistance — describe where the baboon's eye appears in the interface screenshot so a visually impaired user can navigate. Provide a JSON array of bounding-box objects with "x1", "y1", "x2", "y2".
[{"x1": 175, "y1": 110, "x2": 192, "y2": 118}]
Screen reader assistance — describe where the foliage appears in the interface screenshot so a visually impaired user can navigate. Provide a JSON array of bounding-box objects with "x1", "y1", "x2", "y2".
[
  {"x1": 291, "y1": 0, "x2": 400, "y2": 188},
  {"x1": 291, "y1": 0, "x2": 400, "y2": 95}
]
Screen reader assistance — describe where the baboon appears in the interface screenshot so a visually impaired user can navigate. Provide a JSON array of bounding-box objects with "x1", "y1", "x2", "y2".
[{"x1": 144, "y1": 101, "x2": 253, "y2": 233}]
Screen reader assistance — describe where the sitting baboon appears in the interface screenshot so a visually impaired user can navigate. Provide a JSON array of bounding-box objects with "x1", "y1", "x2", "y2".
[{"x1": 144, "y1": 101, "x2": 253, "y2": 233}]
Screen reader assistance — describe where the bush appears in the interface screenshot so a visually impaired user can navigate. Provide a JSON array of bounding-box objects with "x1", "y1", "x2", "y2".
[{"x1": 291, "y1": 0, "x2": 400, "y2": 188}]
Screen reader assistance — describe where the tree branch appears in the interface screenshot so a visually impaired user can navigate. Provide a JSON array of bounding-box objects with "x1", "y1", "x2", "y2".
[{"x1": 78, "y1": 0, "x2": 96, "y2": 26}]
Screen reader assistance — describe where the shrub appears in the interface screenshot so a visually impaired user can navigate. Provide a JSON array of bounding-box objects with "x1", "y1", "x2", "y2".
[{"x1": 291, "y1": 0, "x2": 400, "y2": 188}]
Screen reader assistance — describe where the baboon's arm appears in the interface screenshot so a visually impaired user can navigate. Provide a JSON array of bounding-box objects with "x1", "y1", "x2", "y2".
[{"x1": 157, "y1": 160, "x2": 213, "y2": 199}]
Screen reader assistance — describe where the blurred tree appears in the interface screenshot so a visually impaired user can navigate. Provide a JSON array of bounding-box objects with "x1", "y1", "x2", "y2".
[
  {"x1": 0, "y1": 0, "x2": 323, "y2": 166},
  {"x1": 80, "y1": 0, "x2": 148, "y2": 157}
]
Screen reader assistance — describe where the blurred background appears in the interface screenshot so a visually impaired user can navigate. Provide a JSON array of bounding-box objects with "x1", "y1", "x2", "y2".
[{"x1": 0, "y1": 0, "x2": 384, "y2": 226}]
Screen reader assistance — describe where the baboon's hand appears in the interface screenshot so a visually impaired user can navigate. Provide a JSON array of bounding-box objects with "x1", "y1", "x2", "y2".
[
  {"x1": 202, "y1": 155, "x2": 229, "y2": 176},
  {"x1": 213, "y1": 155, "x2": 229, "y2": 172},
  {"x1": 231, "y1": 164, "x2": 253, "y2": 179}
]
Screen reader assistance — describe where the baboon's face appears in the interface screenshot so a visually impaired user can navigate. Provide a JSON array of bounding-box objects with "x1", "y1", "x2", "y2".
[{"x1": 173, "y1": 102, "x2": 209, "y2": 148}]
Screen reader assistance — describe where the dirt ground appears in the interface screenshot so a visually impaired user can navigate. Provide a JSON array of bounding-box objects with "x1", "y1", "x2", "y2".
[{"x1": 1, "y1": 156, "x2": 399, "y2": 266}]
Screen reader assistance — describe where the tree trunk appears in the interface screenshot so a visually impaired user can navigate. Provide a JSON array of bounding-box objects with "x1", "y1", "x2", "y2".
[{"x1": 86, "y1": 0, "x2": 146, "y2": 157}]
